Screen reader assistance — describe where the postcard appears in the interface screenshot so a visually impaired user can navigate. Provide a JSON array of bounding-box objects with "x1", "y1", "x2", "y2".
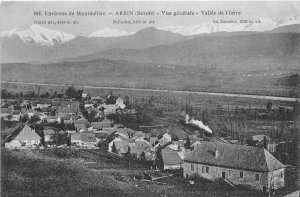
[{"x1": 1, "y1": 1, "x2": 299, "y2": 197}]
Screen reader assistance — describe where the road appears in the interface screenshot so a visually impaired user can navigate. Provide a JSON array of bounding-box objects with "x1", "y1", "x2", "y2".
[{"x1": 2, "y1": 81, "x2": 299, "y2": 102}]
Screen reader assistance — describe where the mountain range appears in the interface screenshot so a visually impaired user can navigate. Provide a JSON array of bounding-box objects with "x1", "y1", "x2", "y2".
[{"x1": 1, "y1": 15, "x2": 300, "y2": 66}]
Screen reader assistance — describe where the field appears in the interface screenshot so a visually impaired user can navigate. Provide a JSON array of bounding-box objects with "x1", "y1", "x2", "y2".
[{"x1": 1, "y1": 61, "x2": 299, "y2": 97}]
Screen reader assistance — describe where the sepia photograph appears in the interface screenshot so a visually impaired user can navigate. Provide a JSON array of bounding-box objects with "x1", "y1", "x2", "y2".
[{"x1": 1, "y1": 1, "x2": 299, "y2": 196}]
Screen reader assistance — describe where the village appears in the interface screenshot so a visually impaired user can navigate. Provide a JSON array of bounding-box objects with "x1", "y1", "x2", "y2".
[{"x1": 1, "y1": 85, "x2": 298, "y2": 197}]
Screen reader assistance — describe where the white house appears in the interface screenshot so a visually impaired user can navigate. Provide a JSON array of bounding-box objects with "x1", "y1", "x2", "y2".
[{"x1": 5, "y1": 125, "x2": 41, "y2": 149}]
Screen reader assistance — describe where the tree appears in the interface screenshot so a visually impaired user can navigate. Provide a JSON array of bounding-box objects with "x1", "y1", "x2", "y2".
[
  {"x1": 267, "y1": 101, "x2": 272, "y2": 113},
  {"x1": 140, "y1": 151, "x2": 146, "y2": 161},
  {"x1": 21, "y1": 114, "x2": 30, "y2": 123},
  {"x1": 263, "y1": 136, "x2": 268, "y2": 150},
  {"x1": 1, "y1": 89, "x2": 8, "y2": 99},
  {"x1": 124, "y1": 95, "x2": 130, "y2": 107},
  {"x1": 65, "y1": 86, "x2": 77, "y2": 98},
  {"x1": 184, "y1": 136, "x2": 191, "y2": 149},
  {"x1": 30, "y1": 114, "x2": 41, "y2": 123},
  {"x1": 53, "y1": 91, "x2": 57, "y2": 98},
  {"x1": 41, "y1": 92, "x2": 50, "y2": 98}
]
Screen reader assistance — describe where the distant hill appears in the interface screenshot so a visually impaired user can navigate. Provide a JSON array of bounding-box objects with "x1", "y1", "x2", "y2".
[
  {"x1": 270, "y1": 24, "x2": 300, "y2": 33},
  {"x1": 68, "y1": 32, "x2": 300, "y2": 71}
]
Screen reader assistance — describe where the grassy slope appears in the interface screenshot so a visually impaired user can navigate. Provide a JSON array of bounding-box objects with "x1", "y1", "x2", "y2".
[
  {"x1": 1, "y1": 148, "x2": 269, "y2": 197},
  {"x1": 1, "y1": 149, "x2": 151, "y2": 197}
]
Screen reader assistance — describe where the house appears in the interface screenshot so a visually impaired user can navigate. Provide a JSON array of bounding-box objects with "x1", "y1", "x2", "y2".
[
  {"x1": 36, "y1": 101, "x2": 52, "y2": 109},
  {"x1": 71, "y1": 132, "x2": 97, "y2": 148},
  {"x1": 109, "y1": 138, "x2": 130, "y2": 156},
  {"x1": 1, "y1": 108, "x2": 13, "y2": 120},
  {"x1": 5, "y1": 125, "x2": 41, "y2": 149},
  {"x1": 24, "y1": 109, "x2": 36, "y2": 119},
  {"x1": 60, "y1": 114, "x2": 73, "y2": 124},
  {"x1": 99, "y1": 95, "x2": 126, "y2": 115},
  {"x1": 10, "y1": 110, "x2": 21, "y2": 121},
  {"x1": 1, "y1": 108, "x2": 13, "y2": 117},
  {"x1": 37, "y1": 113, "x2": 48, "y2": 121},
  {"x1": 183, "y1": 141, "x2": 285, "y2": 191},
  {"x1": 161, "y1": 147, "x2": 183, "y2": 170},
  {"x1": 74, "y1": 118, "x2": 89, "y2": 131},
  {"x1": 56, "y1": 106, "x2": 79, "y2": 117},
  {"x1": 51, "y1": 100, "x2": 61, "y2": 108},
  {"x1": 82, "y1": 92, "x2": 88, "y2": 98},
  {"x1": 43, "y1": 129, "x2": 56, "y2": 142},
  {"x1": 46, "y1": 116, "x2": 61, "y2": 123},
  {"x1": 91, "y1": 118, "x2": 113, "y2": 130},
  {"x1": 129, "y1": 141, "x2": 155, "y2": 160}
]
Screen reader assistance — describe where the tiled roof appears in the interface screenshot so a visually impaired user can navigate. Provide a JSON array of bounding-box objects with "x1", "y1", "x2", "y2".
[
  {"x1": 44, "y1": 129, "x2": 56, "y2": 135},
  {"x1": 185, "y1": 141, "x2": 285, "y2": 172},
  {"x1": 71, "y1": 132, "x2": 96, "y2": 142},
  {"x1": 57, "y1": 106, "x2": 79, "y2": 114},
  {"x1": 91, "y1": 118, "x2": 112, "y2": 129},
  {"x1": 162, "y1": 147, "x2": 183, "y2": 166},
  {"x1": 74, "y1": 118, "x2": 88, "y2": 124},
  {"x1": 61, "y1": 114, "x2": 72, "y2": 120},
  {"x1": 12, "y1": 125, "x2": 41, "y2": 141}
]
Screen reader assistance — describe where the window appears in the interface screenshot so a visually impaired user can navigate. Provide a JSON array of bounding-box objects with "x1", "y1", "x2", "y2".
[
  {"x1": 229, "y1": 170, "x2": 232, "y2": 176},
  {"x1": 191, "y1": 164, "x2": 194, "y2": 171},
  {"x1": 281, "y1": 171, "x2": 283, "y2": 178},
  {"x1": 256, "y1": 174, "x2": 260, "y2": 181},
  {"x1": 222, "y1": 172, "x2": 226, "y2": 178},
  {"x1": 202, "y1": 166, "x2": 205, "y2": 173},
  {"x1": 215, "y1": 167, "x2": 219, "y2": 172},
  {"x1": 206, "y1": 166, "x2": 209, "y2": 173},
  {"x1": 240, "y1": 171, "x2": 244, "y2": 178}
]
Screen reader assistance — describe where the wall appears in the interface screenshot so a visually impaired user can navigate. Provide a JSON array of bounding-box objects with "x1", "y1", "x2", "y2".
[
  {"x1": 268, "y1": 169, "x2": 285, "y2": 190},
  {"x1": 183, "y1": 162, "x2": 284, "y2": 191}
]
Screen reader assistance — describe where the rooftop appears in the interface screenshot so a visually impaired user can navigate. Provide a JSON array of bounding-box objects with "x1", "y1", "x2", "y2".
[{"x1": 185, "y1": 141, "x2": 285, "y2": 172}]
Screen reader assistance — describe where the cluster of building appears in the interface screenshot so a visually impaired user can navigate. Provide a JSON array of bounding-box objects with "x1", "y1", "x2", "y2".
[{"x1": 1, "y1": 92, "x2": 288, "y2": 193}]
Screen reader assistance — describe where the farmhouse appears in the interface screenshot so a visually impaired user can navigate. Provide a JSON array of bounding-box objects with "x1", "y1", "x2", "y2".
[
  {"x1": 183, "y1": 141, "x2": 285, "y2": 191},
  {"x1": 99, "y1": 95, "x2": 125, "y2": 115},
  {"x1": 91, "y1": 118, "x2": 113, "y2": 130},
  {"x1": 71, "y1": 132, "x2": 97, "y2": 148},
  {"x1": 161, "y1": 147, "x2": 183, "y2": 170},
  {"x1": 5, "y1": 125, "x2": 41, "y2": 149}
]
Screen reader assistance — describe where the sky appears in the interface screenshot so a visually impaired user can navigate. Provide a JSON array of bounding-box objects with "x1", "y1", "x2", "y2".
[{"x1": 1, "y1": 1, "x2": 299, "y2": 36}]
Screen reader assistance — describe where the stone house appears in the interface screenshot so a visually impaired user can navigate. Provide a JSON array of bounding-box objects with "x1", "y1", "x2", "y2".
[{"x1": 183, "y1": 141, "x2": 285, "y2": 191}]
